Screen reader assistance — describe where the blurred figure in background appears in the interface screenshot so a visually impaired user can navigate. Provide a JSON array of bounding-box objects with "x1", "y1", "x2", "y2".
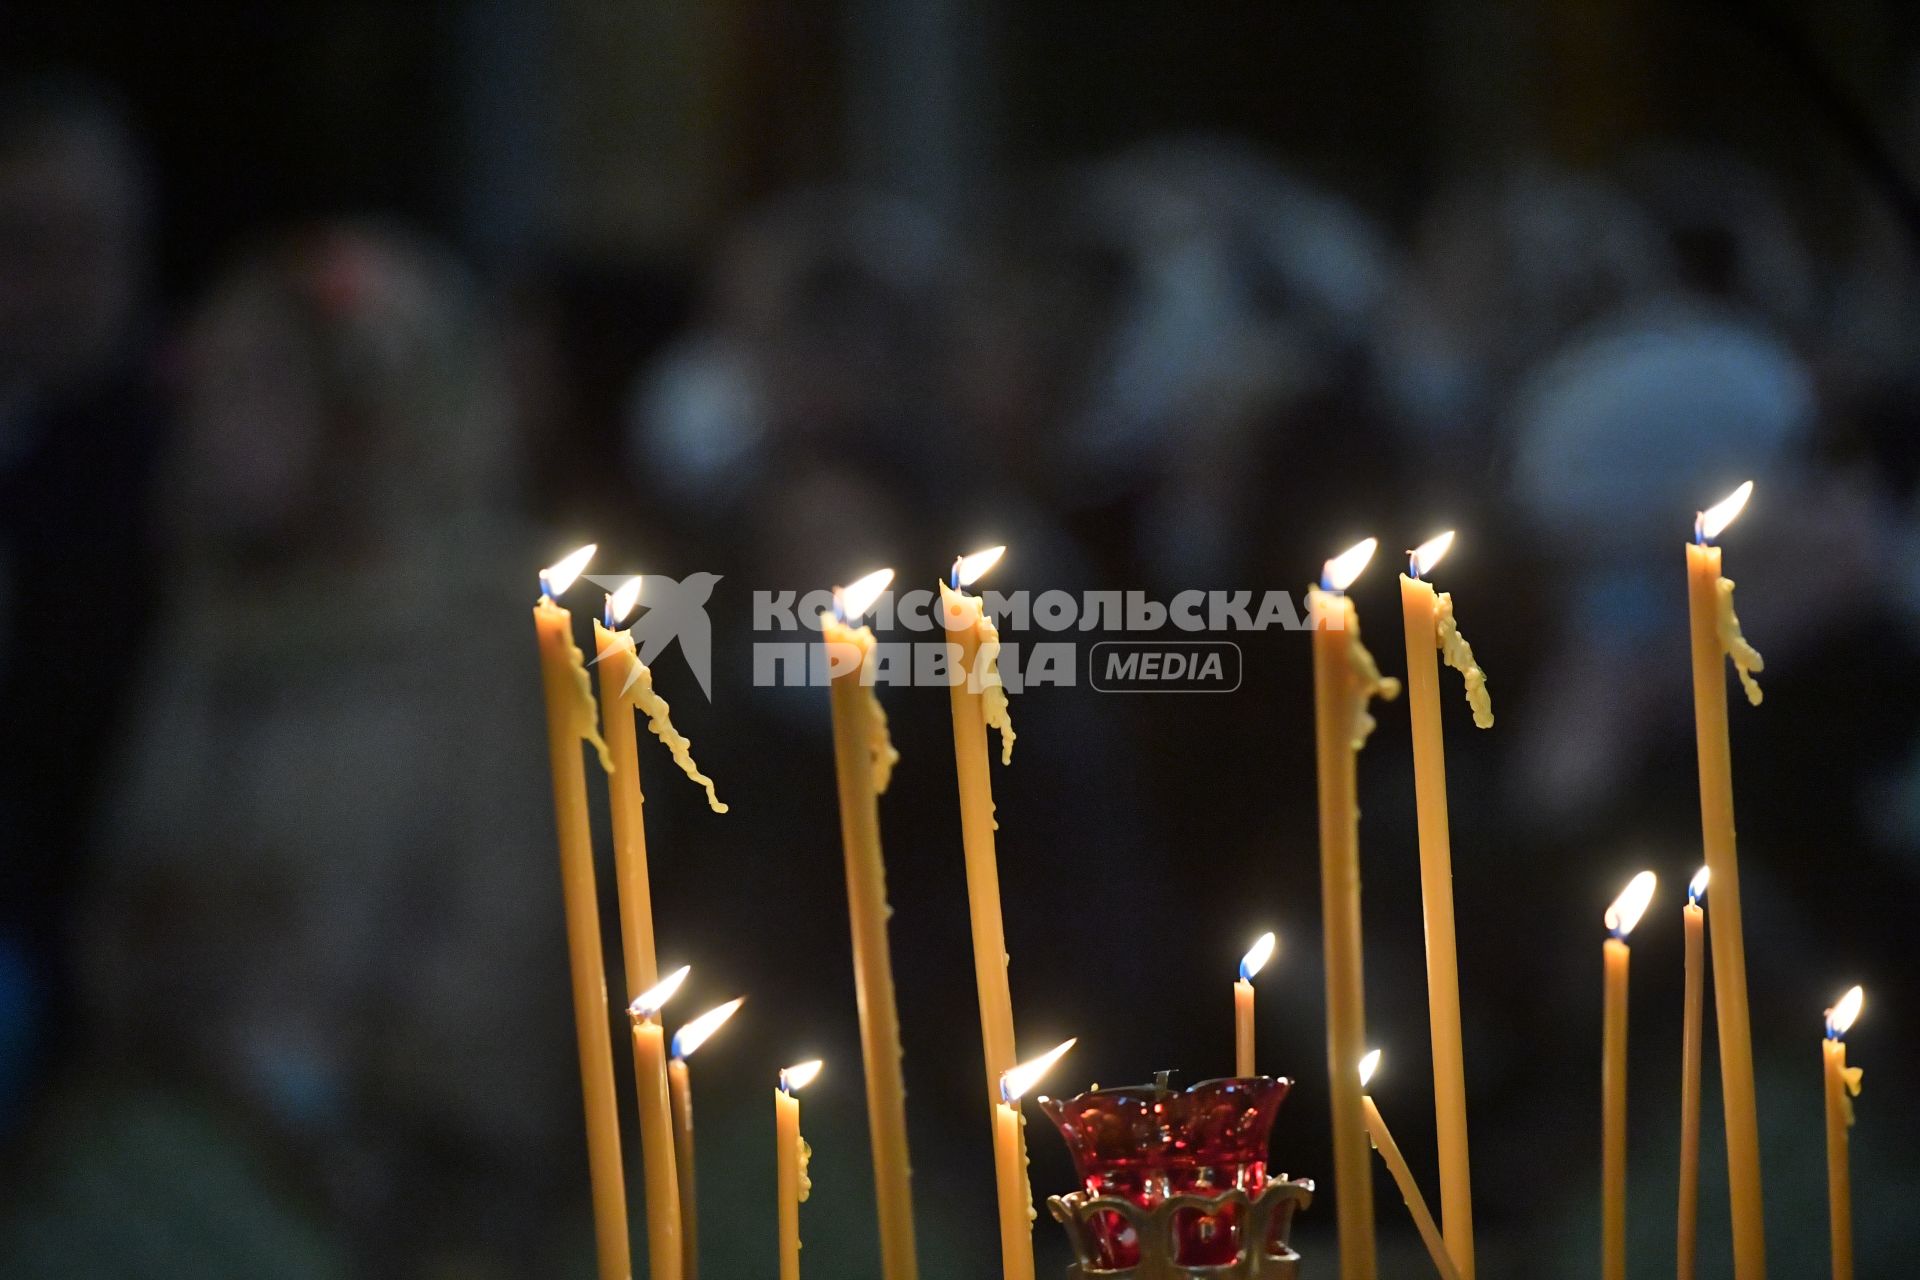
[
  {"x1": 0, "y1": 226, "x2": 579, "y2": 1278},
  {"x1": 0, "y1": 77, "x2": 166, "y2": 1133},
  {"x1": 1375, "y1": 163, "x2": 1676, "y2": 470}
]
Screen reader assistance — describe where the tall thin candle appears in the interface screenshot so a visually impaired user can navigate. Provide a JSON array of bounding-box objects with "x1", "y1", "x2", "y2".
[
  {"x1": 938, "y1": 549, "x2": 1022, "y2": 1134},
  {"x1": 1678, "y1": 867, "x2": 1709, "y2": 1280},
  {"x1": 1685, "y1": 481, "x2": 1768, "y2": 1278},
  {"x1": 595, "y1": 578, "x2": 662, "y2": 998},
  {"x1": 531, "y1": 544, "x2": 631, "y2": 1280},
  {"x1": 994, "y1": 1039, "x2": 1076, "y2": 1280},
  {"x1": 1602, "y1": 871, "x2": 1656, "y2": 1280},
  {"x1": 630, "y1": 966, "x2": 691, "y2": 1280},
  {"x1": 777, "y1": 1060, "x2": 823, "y2": 1280},
  {"x1": 671, "y1": 997, "x2": 744, "y2": 1280},
  {"x1": 1309, "y1": 535, "x2": 1399, "y2": 1280},
  {"x1": 1236, "y1": 931, "x2": 1276, "y2": 1077},
  {"x1": 1358, "y1": 1051, "x2": 1463, "y2": 1280},
  {"x1": 1397, "y1": 529, "x2": 1489, "y2": 1280},
  {"x1": 1824, "y1": 986, "x2": 1864, "y2": 1280},
  {"x1": 821, "y1": 570, "x2": 918, "y2": 1280},
  {"x1": 593, "y1": 577, "x2": 728, "y2": 1003}
]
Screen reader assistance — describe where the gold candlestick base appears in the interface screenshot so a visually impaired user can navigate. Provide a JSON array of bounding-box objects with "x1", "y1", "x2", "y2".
[{"x1": 1048, "y1": 1178, "x2": 1313, "y2": 1278}]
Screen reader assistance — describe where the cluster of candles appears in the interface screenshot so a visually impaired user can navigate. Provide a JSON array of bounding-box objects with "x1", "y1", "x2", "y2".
[
  {"x1": 531, "y1": 543, "x2": 1082, "y2": 1280},
  {"x1": 528, "y1": 480, "x2": 1868, "y2": 1280}
]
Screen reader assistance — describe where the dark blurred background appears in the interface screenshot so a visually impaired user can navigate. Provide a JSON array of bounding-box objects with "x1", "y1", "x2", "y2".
[{"x1": 4, "y1": 1, "x2": 1919, "y2": 1276}]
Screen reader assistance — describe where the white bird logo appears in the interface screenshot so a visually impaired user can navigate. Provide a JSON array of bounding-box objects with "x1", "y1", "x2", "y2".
[{"x1": 586, "y1": 572, "x2": 723, "y2": 700}]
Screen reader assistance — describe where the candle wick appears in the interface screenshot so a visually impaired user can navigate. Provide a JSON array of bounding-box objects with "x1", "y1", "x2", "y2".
[{"x1": 1694, "y1": 513, "x2": 1708, "y2": 546}]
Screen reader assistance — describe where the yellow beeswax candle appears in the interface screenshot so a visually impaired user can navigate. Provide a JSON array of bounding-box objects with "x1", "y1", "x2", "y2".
[
  {"x1": 532, "y1": 544, "x2": 630, "y2": 1280},
  {"x1": 1358, "y1": 1052, "x2": 1463, "y2": 1280},
  {"x1": 670, "y1": 998, "x2": 743, "y2": 1280},
  {"x1": 1678, "y1": 868, "x2": 1708, "y2": 1280},
  {"x1": 995, "y1": 1040, "x2": 1075, "y2": 1280},
  {"x1": 1824, "y1": 986, "x2": 1864, "y2": 1280},
  {"x1": 1309, "y1": 536, "x2": 1398, "y2": 1280},
  {"x1": 821, "y1": 569, "x2": 917, "y2": 1280},
  {"x1": 938, "y1": 550, "x2": 1022, "y2": 1131},
  {"x1": 1602, "y1": 872, "x2": 1655, "y2": 1280},
  {"x1": 594, "y1": 579, "x2": 662, "y2": 999},
  {"x1": 777, "y1": 1060, "x2": 822, "y2": 1280},
  {"x1": 1236, "y1": 931, "x2": 1275, "y2": 1077},
  {"x1": 630, "y1": 966, "x2": 690, "y2": 1280},
  {"x1": 1686, "y1": 482, "x2": 1767, "y2": 1278},
  {"x1": 1398, "y1": 530, "x2": 1487, "y2": 1280}
]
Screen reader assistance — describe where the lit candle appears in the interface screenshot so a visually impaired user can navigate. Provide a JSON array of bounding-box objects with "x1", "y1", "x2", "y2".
[
  {"x1": 1235, "y1": 931, "x2": 1276, "y2": 1077},
  {"x1": 631, "y1": 965, "x2": 691, "y2": 1280},
  {"x1": 820, "y1": 569, "x2": 918, "y2": 1280},
  {"x1": 1309, "y1": 536, "x2": 1398, "y2": 1280},
  {"x1": 1398, "y1": 529, "x2": 1488, "y2": 1280},
  {"x1": 1357, "y1": 1051, "x2": 1464, "y2": 1280},
  {"x1": 777, "y1": 1059, "x2": 824, "y2": 1280},
  {"x1": 531, "y1": 543, "x2": 631, "y2": 1280},
  {"x1": 937, "y1": 548, "x2": 1023, "y2": 1131},
  {"x1": 995, "y1": 1039, "x2": 1076, "y2": 1280},
  {"x1": 1685, "y1": 481, "x2": 1768, "y2": 1278},
  {"x1": 1823, "y1": 985, "x2": 1864, "y2": 1280},
  {"x1": 670, "y1": 997, "x2": 745, "y2": 1280},
  {"x1": 1602, "y1": 871, "x2": 1656, "y2": 1280},
  {"x1": 1678, "y1": 867, "x2": 1709, "y2": 1280},
  {"x1": 593, "y1": 578, "x2": 727, "y2": 1002}
]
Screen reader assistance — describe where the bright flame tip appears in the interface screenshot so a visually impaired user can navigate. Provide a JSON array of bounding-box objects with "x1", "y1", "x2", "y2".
[
  {"x1": 1322, "y1": 537, "x2": 1379, "y2": 592},
  {"x1": 672, "y1": 997, "x2": 744, "y2": 1059},
  {"x1": 780, "y1": 1059, "x2": 824, "y2": 1092},
  {"x1": 1604, "y1": 871, "x2": 1658, "y2": 937},
  {"x1": 607, "y1": 577, "x2": 643, "y2": 626},
  {"x1": 630, "y1": 965, "x2": 691, "y2": 1020},
  {"x1": 1697, "y1": 481, "x2": 1754, "y2": 542},
  {"x1": 953, "y1": 545, "x2": 1007, "y2": 589},
  {"x1": 542, "y1": 544, "x2": 597, "y2": 595},
  {"x1": 1003, "y1": 1038, "x2": 1077, "y2": 1103},
  {"x1": 1358, "y1": 1049, "x2": 1382, "y2": 1088},
  {"x1": 1828, "y1": 985, "x2": 1864, "y2": 1038},
  {"x1": 1239, "y1": 931, "x2": 1277, "y2": 982},
  {"x1": 1688, "y1": 866, "x2": 1711, "y2": 901},
  {"x1": 1409, "y1": 531, "x2": 1456, "y2": 579},
  {"x1": 837, "y1": 568, "x2": 895, "y2": 621}
]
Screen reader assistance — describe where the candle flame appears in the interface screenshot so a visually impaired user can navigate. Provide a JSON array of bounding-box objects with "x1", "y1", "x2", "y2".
[
  {"x1": 1321, "y1": 537, "x2": 1378, "y2": 593},
  {"x1": 836, "y1": 568, "x2": 894, "y2": 621},
  {"x1": 672, "y1": 997, "x2": 744, "y2": 1060},
  {"x1": 1604, "y1": 871, "x2": 1657, "y2": 937},
  {"x1": 1827, "y1": 985, "x2": 1864, "y2": 1039},
  {"x1": 951, "y1": 545, "x2": 1006, "y2": 589},
  {"x1": 1408, "y1": 530, "x2": 1455, "y2": 580},
  {"x1": 629, "y1": 964, "x2": 691, "y2": 1021},
  {"x1": 1002, "y1": 1037, "x2": 1077, "y2": 1103},
  {"x1": 1688, "y1": 866, "x2": 1710, "y2": 903},
  {"x1": 607, "y1": 577, "x2": 643, "y2": 627},
  {"x1": 1239, "y1": 931, "x2": 1276, "y2": 982},
  {"x1": 780, "y1": 1059, "x2": 823, "y2": 1093},
  {"x1": 1357, "y1": 1048, "x2": 1382, "y2": 1089},
  {"x1": 542, "y1": 543, "x2": 596, "y2": 596},
  {"x1": 1696, "y1": 481, "x2": 1754, "y2": 543}
]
